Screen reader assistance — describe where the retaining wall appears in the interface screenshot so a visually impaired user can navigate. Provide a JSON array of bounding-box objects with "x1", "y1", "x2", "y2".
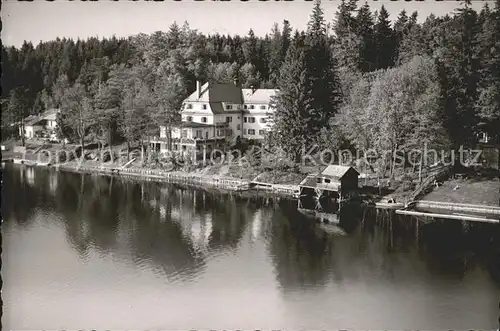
[{"x1": 54, "y1": 164, "x2": 252, "y2": 191}]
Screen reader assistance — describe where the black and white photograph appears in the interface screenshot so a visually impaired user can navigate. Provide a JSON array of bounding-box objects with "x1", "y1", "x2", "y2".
[{"x1": 1, "y1": 0, "x2": 500, "y2": 329}]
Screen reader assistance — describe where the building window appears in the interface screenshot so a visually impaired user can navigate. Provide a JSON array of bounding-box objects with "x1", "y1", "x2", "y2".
[
  {"x1": 205, "y1": 131, "x2": 209, "y2": 139},
  {"x1": 249, "y1": 105, "x2": 255, "y2": 109},
  {"x1": 237, "y1": 124, "x2": 241, "y2": 130},
  {"x1": 201, "y1": 117, "x2": 207, "y2": 123},
  {"x1": 227, "y1": 129, "x2": 233, "y2": 136},
  {"x1": 259, "y1": 130, "x2": 265, "y2": 136},
  {"x1": 248, "y1": 129, "x2": 256, "y2": 135},
  {"x1": 186, "y1": 104, "x2": 193, "y2": 109},
  {"x1": 186, "y1": 116, "x2": 193, "y2": 122},
  {"x1": 249, "y1": 117, "x2": 256, "y2": 123},
  {"x1": 195, "y1": 130, "x2": 202, "y2": 138},
  {"x1": 260, "y1": 117, "x2": 267, "y2": 123},
  {"x1": 244, "y1": 105, "x2": 248, "y2": 109},
  {"x1": 181, "y1": 130, "x2": 188, "y2": 138},
  {"x1": 226, "y1": 116, "x2": 232, "y2": 123},
  {"x1": 324, "y1": 178, "x2": 331, "y2": 183},
  {"x1": 202, "y1": 104, "x2": 207, "y2": 110},
  {"x1": 260, "y1": 105, "x2": 266, "y2": 110},
  {"x1": 226, "y1": 104, "x2": 233, "y2": 110},
  {"x1": 317, "y1": 177, "x2": 322, "y2": 183},
  {"x1": 244, "y1": 117, "x2": 248, "y2": 123}
]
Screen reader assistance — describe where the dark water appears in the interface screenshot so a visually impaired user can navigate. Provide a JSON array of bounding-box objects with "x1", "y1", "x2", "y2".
[{"x1": 2, "y1": 164, "x2": 500, "y2": 329}]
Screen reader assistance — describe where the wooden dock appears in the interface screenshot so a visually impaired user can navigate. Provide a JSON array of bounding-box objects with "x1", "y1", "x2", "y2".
[
  {"x1": 413, "y1": 200, "x2": 500, "y2": 216},
  {"x1": 396, "y1": 209, "x2": 499, "y2": 223},
  {"x1": 396, "y1": 200, "x2": 500, "y2": 224},
  {"x1": 250, "y1": 181, "x2": 300, "y2": 198},
  {"x1": 373, "y1": 202, "x2": 405, "y2": 210}
]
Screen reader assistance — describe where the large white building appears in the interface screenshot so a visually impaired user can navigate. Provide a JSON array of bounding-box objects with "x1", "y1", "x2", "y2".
[{"x1": 151, "y1": 81, "x2": 278, "y2": 154}]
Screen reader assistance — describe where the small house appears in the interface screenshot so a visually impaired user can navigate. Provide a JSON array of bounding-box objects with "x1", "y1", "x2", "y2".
[
  {"x1": 18, "y1": 108, "x2": 60, "y2": 141},
  {"x1": 299, "y1": 165, "x2": 360, "y2": 203}
]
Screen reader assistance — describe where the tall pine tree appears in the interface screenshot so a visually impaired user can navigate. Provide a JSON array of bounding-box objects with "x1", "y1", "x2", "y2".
[
  {"x1": 373, "y1": 5, "x2": 396, "y2": 69},
  {"x1": 271, "y1": 33, "x2": 310, "y2": 162},
  {"x1": 355, "y1": 2, "x2": 375, "y2": 72},
  {"x1": 305, "y1": 0, "x2": 342, "y2": 130},
  {"x1": 475, "y1": 0, "x2": 500, "y2": 140}
]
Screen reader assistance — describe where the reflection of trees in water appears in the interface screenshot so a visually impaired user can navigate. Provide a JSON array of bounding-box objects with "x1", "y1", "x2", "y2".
[
  {"x1": 6, "y1": 165, "x2": 500, "y2": 286},
  {"x1": 268, "y1": 200, "x2": 339, "y2": 290},
  {"x1": 3, "y1": 165, "x2": 52, "y2": 228},
  {"x1": 50, "y1": 174, "x2": 261, "y2": 281},
  {"x1": 419, "y1": 219, "x2": 500, "y2": 282},
  {"x1": 363, "y1": 210, "x2": 500, "y2": 284},
  {"x1": 268, "y1": 201, "x2": 500, "y2": 291},
  {"x1": 123, "y1": 182, "x2": 205, "y2": 281}
]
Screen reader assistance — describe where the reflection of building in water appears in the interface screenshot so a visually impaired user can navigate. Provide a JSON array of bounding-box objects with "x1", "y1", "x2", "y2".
[
  {"x1": 48, "y1": 171, "x2": 58, "y2": 194},
  {"x1": 250, "y1": 210, "x2": 263, "y2": 242},
  {"x1": 25, "y1": 167, "x2": 35, "y2": 186},
  {"x1": 169, "y1": 203, "x2": 213, "y2": 251},
  {"x1": 190, "y1": 213, "x2": 213, "y2": 250}
]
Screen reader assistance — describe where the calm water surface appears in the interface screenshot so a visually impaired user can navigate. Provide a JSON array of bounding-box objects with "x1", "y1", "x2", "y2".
[{"x1": 3, "y1": 164, "x2": 500, "y2": 329}]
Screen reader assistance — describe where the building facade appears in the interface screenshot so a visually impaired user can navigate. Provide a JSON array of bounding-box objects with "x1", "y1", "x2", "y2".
[{"x1": 150, "y1": 81, "x2": 278, "y2": 154}]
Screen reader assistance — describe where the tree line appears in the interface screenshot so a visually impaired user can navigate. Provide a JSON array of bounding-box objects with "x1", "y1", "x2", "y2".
[
  {"x1": 2, "y1": 0, "x2": 499, "y2": 172},
  {"x1": 273, "y1": 0, "x2": 499, "y2": 177}
]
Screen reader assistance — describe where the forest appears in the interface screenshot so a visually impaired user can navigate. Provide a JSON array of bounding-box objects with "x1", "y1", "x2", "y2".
[{"x1": 1, "y1": 0, "x2": 499, "y2": 171}]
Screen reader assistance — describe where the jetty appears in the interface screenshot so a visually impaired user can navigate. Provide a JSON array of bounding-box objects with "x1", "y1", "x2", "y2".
[
  {"x1": 396, "y1": 200, "x2": 500, "y2": 224},
  {"x1": 250, "y1": 181, "x2": 300, "y2": 198}
]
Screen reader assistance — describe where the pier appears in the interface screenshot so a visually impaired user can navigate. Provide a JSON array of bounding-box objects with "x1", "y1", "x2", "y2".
[{"x1": 396, "y1": 200, "x2": 500, "y2": 224}]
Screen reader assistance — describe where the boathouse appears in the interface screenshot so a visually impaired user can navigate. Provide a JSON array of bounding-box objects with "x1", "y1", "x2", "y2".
[{"x1": 299, "y1": 165, "x2": 360, "y2": 205}]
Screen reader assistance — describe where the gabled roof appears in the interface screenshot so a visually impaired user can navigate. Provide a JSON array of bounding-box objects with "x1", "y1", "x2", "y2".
[
  {"x1": 184, "y1": 82, "x2": 243, "y2": 104},
  {"x1": 24, "y1": 115, "x2": 44, "y2": 126},
  {"x1": 321, "y1": 165, "x2": 359, "y2": 179},
  {"x1": 185, "y1": 82, "x2": 210, "y2": 102},
  {"x1": 41, "y1": 108, "x2": 59, "y2": 121},
  {"x1": 23, "y1": 108, "x2": 59, "y2": 126},
  {"x1": 207, "y1": 83, "x2": 243, "y2": 104},
  {"x1": 242, "y1": 89, "x2": 278, "y2": 104}
]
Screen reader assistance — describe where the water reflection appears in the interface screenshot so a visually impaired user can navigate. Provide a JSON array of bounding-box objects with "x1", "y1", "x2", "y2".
[{"x1": 3, "y1": 164, "x2": 500, "y2": 329}]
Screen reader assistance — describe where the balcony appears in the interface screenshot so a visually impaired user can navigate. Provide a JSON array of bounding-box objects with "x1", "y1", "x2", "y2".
[{"x1": 149, "y1": 136, "x2": 169, "y2": 143}]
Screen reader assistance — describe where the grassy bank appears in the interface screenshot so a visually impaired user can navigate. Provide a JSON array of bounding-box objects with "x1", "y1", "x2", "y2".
[{"x1": 423, "y1": 176, "x2": 500, "y2": 207}]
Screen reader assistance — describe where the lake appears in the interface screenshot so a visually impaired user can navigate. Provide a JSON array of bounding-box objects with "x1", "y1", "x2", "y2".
[{"x1": 2, "y1": 164, "x2": 500, "y2": 329}]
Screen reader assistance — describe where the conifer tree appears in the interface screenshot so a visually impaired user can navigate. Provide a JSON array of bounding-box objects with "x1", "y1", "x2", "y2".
[
  {"x1": 333, "y1": 0, "x2": 357, "y2": 38},
  {"x1": 475, "y1": 0, "x2": 500, "y2": 140},
  {"x1": 305, "y1": 0, "x2": 342, "y2": 133},
  {"x1": 271, "y1": 33, "x2": 310, "y2": 162},
  {"x1": 373, "y1": 5, "x2": 396, "y2": 69},
  {"x1": 332, "y1": 0, "x2": 360, "y2": 72},
  {"x1": 355, "y1": 2, "x2": 375, "y2": 72},
  {"x1": 439, "y1": 0, "x2": 481, "y2": 148}
]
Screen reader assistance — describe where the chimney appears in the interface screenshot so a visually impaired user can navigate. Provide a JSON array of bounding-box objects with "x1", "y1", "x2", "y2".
[{"x1": 196, "y1": 81, "x2": 201, "y2": 99}]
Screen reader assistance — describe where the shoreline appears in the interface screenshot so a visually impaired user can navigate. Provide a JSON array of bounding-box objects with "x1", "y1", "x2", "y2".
[{"x1": 7, "y1": 159, "x2": 300, "y2": 199}]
